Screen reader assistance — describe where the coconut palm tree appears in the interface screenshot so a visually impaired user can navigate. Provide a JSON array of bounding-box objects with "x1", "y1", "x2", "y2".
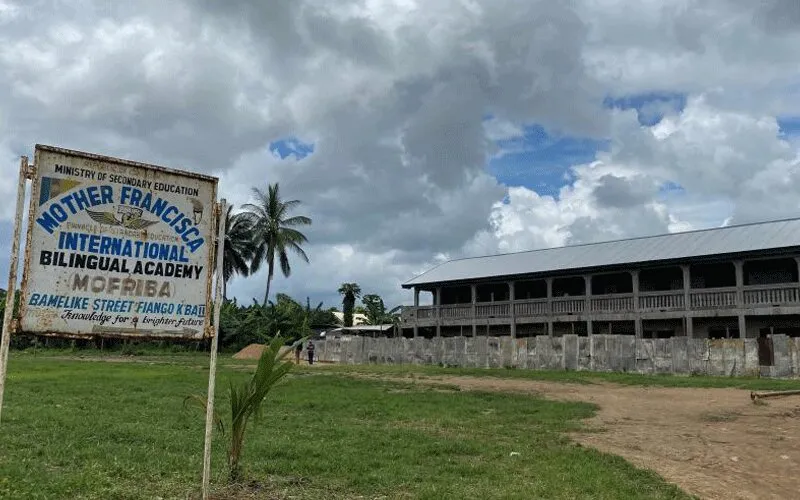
[
  {"x1": 243, "y1": 183, "x2": 312, "y2": 306},
  {"x1": 338, "y1": 283, "x2": 362, "y2": 327},
  {"x1": 220, "y1": 205, "x2": 256, "y2": 299}
]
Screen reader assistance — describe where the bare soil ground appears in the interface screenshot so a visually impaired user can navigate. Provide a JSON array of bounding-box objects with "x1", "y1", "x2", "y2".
[{"x1": 365, "y1": 374, "x2": 800, "y2": 500}]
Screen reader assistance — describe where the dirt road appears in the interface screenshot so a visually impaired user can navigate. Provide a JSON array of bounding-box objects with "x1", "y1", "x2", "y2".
[{"x1": 372, "y1": 374, "x2": 800, "y2": 500}]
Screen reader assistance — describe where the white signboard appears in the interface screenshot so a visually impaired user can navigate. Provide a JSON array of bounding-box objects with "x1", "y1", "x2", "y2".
[{"x1": 18, "y1": 145, "x2": 219, "y2": 339}]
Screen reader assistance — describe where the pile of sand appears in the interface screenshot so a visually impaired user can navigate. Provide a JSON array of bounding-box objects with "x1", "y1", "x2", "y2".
[
  {"x1": 232, "y1": 343, "x2": 266, "y2": 360},
  {"x1": 232, "y1": 343, "x2": 295, "y2": 360}
]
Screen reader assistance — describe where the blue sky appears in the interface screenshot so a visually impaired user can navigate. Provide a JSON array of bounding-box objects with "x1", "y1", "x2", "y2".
[
  {"x1": 487, "y1": 92, "x2": 688, "y2": 197},
  {"x1": 486, "y1": 126, "x2": 605, "y2": 196},
  {"x1": 269, "y1": 137, "x2": 314, "y2": 160},
  {"x1": 778, "y1": 116, "x2": 800, "y2": 138}
]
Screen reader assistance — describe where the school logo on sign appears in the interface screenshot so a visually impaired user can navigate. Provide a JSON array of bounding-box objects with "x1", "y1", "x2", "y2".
[{"x1": 87, "y1": 206, "x2": 159, "y2": 229}]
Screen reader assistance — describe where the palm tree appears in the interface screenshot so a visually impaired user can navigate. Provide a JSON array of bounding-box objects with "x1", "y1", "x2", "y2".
[
  {"x1": 220, "y1": 205, "x2": 256, "y2": 300},
  {"x1": 338, "y1": 283, "x2": 362, "y2": 327},
  {"x1": 243, "y1": 183, "x2": 312, "y2": 306},
  {"x1": 186, "y1": 334, "x2": 298, "y2": 482}
]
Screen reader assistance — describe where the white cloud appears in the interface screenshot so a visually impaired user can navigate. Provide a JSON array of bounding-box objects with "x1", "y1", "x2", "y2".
[
  {"x1": 0, "y1": 0, "x2": 799, "y2": 309},
  {"x1": 474, "y1": 96, "x2": 800, "y2": 261},
  {"x1": 483, "y1": 118, "x2": 524, "y2": 141}
]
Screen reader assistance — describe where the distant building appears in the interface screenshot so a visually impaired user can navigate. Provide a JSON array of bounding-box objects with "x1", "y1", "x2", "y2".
[
  {"x1": 400, "y1": 218, "x2": 800, "y2": 341},
  {"x1": 332, "y1": 311, "x2": 368, "y2": 326},
  {"x1": 321, "y1": 324, "x2": 396, "y2": 338}
]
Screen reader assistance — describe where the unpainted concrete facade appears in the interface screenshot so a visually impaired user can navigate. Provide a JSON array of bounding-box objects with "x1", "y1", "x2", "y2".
[{"x1": 402, "y1": 254, "x2": 800, "y2": 343}]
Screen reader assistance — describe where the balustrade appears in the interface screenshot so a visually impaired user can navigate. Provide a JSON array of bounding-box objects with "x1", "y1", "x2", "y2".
[
  {"x1": 416, "y1": 307, "x2": 436, "y2": 319},
  {"x1": 638, "y1": 291, "x2": 684, "y2": 310},
  {"x1": 551, "y1": 298, "x2": 585, "y2": 314},
  {"x1": 689, "y1": 289, "x2": 737, "y2": 309},
  {"x1": 475, "y1": 302, "x2": 510, "y2": 317},
  {"x1": 440, "y1": 304, "x2": 472, "y2": 318},
  {"x1": 514, "y1": 299, "x2": 548, "y2": 317},
  {"x1": 403, "y1": 282, "x2": 800, "y2": 324},
  {"x1": 590, "y1": 294, "x2": 634, "y2": 312},
  {"x1": 742, "y1": 285, "x2": 800, "y2": 306}
]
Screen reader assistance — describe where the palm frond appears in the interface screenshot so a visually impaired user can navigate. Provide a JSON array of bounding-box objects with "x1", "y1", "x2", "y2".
[
  {"x1": 183, "y1": 394, "x2": 225, "y2": 434},
  {"x1": 278, "y1": 251, "x2": 291, "y2": 277},
  {"x1": 281, "y1": 215, "x2": 312, "y2": 227},
  {"x1": 285, "y1": 241, "x2": 309, "y2": 262}
]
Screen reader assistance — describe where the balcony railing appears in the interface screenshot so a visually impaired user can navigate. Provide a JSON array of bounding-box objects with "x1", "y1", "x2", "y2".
[
  {"x1": 551, "y1": 297, "x2": 585, "y2": 314},
  {"x1": 440, "y1": 304, "x2": 472, "y2": 319},
  {"x1": 515, "y1": 299, "x2": 548, "y2": 316},
  {"x1": 476, "y1": 302, "x2": 510, "y2": 317},
  {"x1": 639, "y1": 291, "x2": 684, "y2": 311},
  {"x1": 690, "y1": 288, "x2": 737, "y2": 309},
  {"x1": 743, "y1": 285, "x2": 800, "y2": 306},
  {"x1": 591, "y1": 294, "x2": 634, "y2": 312},
  {"x1": 416, "y1": 306, "x2": 436, "y2": 319},
  {"x1": 403, "y1": 282, "x2": 800, "y2": 323}
]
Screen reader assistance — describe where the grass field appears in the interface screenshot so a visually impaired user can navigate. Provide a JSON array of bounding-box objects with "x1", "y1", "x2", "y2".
[
  {"x1": 0, "y1": 352, "x2": 698, "y2": 499},
  {"x1": 311, "y1": 361, "x2": 800, "y2": 391}
]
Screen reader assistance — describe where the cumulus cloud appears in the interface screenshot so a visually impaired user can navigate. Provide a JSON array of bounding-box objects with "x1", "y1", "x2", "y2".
[
  {"x1": 470, "y1": 96, "x2": 800, "y2": 263},
  {"x1": 0, "y1": 0, "x2": 798, "y2": 308}
]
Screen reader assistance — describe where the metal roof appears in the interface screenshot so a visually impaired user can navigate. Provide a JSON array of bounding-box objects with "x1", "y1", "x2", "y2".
[
  {"x1": 402, "y1": 217, "x2": 800, "y2": 288},
  {"x1": 340, "y1": 324, "x2": 395, "y2": 331}
]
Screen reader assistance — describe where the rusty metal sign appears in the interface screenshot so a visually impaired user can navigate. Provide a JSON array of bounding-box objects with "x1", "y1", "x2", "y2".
[{"x1": 17, "y1": 145, "x2": 219, "y2": 340}]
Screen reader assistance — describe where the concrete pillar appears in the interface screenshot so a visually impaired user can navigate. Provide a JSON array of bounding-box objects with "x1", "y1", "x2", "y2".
[
  {"x1": 585, "y1": 275, "x2": 593, "y2": 336},
  {"x1": 795, "y1": 257, "x2": 800, "y2": 283},
  {"x1": 734, "y1": 260, "x2": 744, "y2": 308},
  {"x1": 413, "y1": 287, "x2": 420, "y2": 338},
  {"x1": 508, "y1": 281, "x2": 516, "y2": 338},
  {"x1": 632, "y1": 269, "x2": 642, "y2": 338},
  {"x1": 738, "y1": 314, "x2": 746, "y2": 339},
  {"x1": 681, "y1": 265, "x2": 691, "y2": 307},
  {"x1": 682, "y1": 265, "x2": 691, "y2": 338},
  {"x1": 435, "y1": 287, "x2": 442, "y2": 337},
  {"x1": 471, "y1": 284, "x2": 477, "y2": 337},
  {"x1": 545, "y1": 278, "x2": 554, "y2": 336}
]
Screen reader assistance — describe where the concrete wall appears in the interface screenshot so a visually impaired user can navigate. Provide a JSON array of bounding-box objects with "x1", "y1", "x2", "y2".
[{"x1": 315, "y1": 334, "x2": 800, "y2": 378}]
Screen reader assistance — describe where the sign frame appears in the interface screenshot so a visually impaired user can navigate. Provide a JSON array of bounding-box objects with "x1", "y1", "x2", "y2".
[{"x1": 17, "y1": 144, "x2": 220, "y2": 341}]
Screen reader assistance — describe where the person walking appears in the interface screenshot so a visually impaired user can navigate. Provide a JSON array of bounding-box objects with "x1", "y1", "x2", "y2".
[
  {"x1": 306, "y1": 340, "x2": 315, "y2": 365},
  {"x1": 295, "y1": 341, "x2": 302, "y2": 364}
]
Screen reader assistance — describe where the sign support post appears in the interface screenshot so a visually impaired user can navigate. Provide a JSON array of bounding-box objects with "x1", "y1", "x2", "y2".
[
  {"x1": 202, "y1": 199, "x2": 227, "y2": 500},
  {"x1": 0, "y1": 156, "x2": 31, "y2": 424}
]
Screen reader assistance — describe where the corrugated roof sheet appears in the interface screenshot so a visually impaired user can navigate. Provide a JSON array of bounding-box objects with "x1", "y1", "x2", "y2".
[{"x1": 403, "y1": 217, "x2": 800, "y2": 287}]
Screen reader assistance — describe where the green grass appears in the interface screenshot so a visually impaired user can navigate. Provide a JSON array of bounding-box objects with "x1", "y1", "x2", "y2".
[
  {"x1": 312, "y1": 362, "x2": 800, "y2": 391},
  {"x1": 0, "y1": 353, "x2": 692, "y2": 499}
]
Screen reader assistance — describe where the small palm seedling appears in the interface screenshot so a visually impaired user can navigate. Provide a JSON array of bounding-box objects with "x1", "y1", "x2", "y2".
[{"x1": 187, "y1": 334, "x2": 300, "y2": 482}]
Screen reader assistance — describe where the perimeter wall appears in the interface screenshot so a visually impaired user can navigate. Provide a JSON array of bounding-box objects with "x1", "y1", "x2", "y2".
[{"x1": 313, "y1": 334, "x2": 800, "y2": 377}]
